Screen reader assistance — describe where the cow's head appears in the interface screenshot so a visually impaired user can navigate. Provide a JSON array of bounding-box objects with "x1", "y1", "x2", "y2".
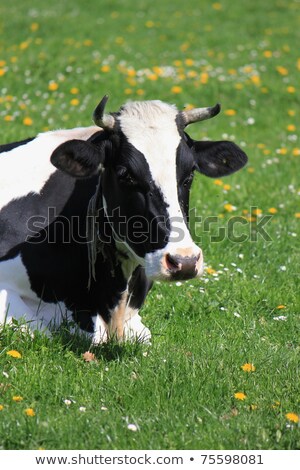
[{"x1": 51, "y1": 96, "x2": 247, "y2": 281}]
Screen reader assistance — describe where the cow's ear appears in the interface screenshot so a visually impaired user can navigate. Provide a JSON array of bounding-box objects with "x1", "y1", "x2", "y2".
[
  {"x1": 51, "y1": 139, "x2": 105, "y2": 178},
  {"x1": 191, "y1": 140, "x2": 248, "y2": 177}
]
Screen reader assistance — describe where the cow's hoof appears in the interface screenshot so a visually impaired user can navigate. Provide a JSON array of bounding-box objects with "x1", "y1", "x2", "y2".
[{"x1": 123, "y1": 314, "x2": 152, "y2": 344}]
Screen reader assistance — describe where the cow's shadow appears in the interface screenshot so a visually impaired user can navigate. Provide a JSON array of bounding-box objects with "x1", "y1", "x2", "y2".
[{"x1": 52, "y1": 322, "x2": 148, "y2": 362}]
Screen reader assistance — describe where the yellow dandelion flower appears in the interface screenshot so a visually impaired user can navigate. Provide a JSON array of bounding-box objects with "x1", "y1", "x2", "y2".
[
  {"x1": 277, "y1": 305, "x2": 285, "y2": 309},
  {"x1": 206, "y1": 267, "x2": 217, "y2": 275},
  {"x1": 234, "y1": 392, "x2": 247, "y2": 400},
  {"x1": 171, "y1": 86, "x2": 182, "y2": 94},
  {"x1": 287, "y1": 86, "x2": 296, "y2": 93},
  {"x1": 173, "y1": 60, "x2": 182, "y2": 67},
  {"x1": 187, "y1": 70, "x2": 197, "y2": 78},
  {"x1": 224, "y1": 109, "x2": 236, "y2": 116},
  {"x1": 124, "y1": 88, "x2": 132, "y2": 95},
  {"x1": 20, "y1": 41, "x2": 30, "y2": 50},
  {"x1": 212, "y1": 2, "x2": 222, "y2": 10},
  {"x1": 277, "y1": 148, "x2": 287, "y2": 155},
  {"x1": 214, "y1": 179, "x2": 223, "y2": 186},
  {"x1": 152, "y1": 66, "x2": 163, "y2": 76},
  {"x1": 12, "y1": 396, "x2": 23, "y2": 402},
  {"x1": 251, "y1": 75, "x2": 261, "y2": 85},
  {"x1": 241, "y1": 363, "x2": 256, "y2": 372},
  {"x1": 101, "y1": 65, "x2": 110, "y2": 73},
  {"x1": 287, "y1": 124, "x2": 296, "y2": 132},
  {"x1": 295, "y1": 213, "x2": 300, "y2": 218},
  {"x1": 0, "y1": 60, "x2": 6, "y2": 67},
  {"x1": 30, "y1": 22, "x2": 39, "y2": 32},
  {"x1": 252, "y1": 208, "x2": 262, "y2": 216},
  {"x1": 224, "y1": 203, "x2": 236, "y2": 212},
  {"x1": 137, "y1": 89, "x2": 145, "y2": 96},
  {"x1": 148, "y1": 74, "x2": 158, "y2": 81},
  {"x1": 70, "y1": 87, "x2": 79, "y2": 94},
  {"x1": 0, "y1": 405, "x2": 4, "y2": 411},
  {"x1": 126, "y1": 77, "x2": 136, "y2": 86},
  {"x1": 83, "y1": 39, "x2": 93, "y2": 46},
  {"x1": 127, "y1": 69, "x2": 136, "y2": 77},
  {"x1": 4, "y1": 115, "x2": 13, "y2": 122},
  {"x1": 247, "y1": 167, "x2": 255, "y2": 173},
  {"x1": 145, "y1": 20, "x2": 154, "y2": 28},
  {"x1": 268, "y1": 207, "x2": 278, "y2": 214},
  {"x1": 228, "y1": 68, "x2": 237, "y2": 75},
  {"x1": 185, "y1": 58, "x2": 194, "y2": 66},
  {"x1": 288, "y1": 110, "x2": 295, "y2": 116},
  {"x1": 261, "y1": 87, "x2": 269, "y2": 93},
  {"x1": 263, "y1": 50, "x2": 272, "y2": 58},
  {"x1": 48, "y1": 81, "x2": 59, "y2": 91},
  {"x1": 7, "y1": 350, "x2": 22, "y2": 359},
  {"x1": 243, "y1": 65, "x2": 253, "y2": 74},
  {"x1": 223, "y1": 184, "x2": 231, "y2": 191},
  {"x1": 23, "y1": 117, "x2": 33, "y2": 126},
  {"x1": 276, "y1": 66, "x2": 288, "y2": 76},
  {"x1": 0, "y1": 69, "x2": 6, "y2": 77},
  {"x1": 25, "y1": 408, "x2": 36, "y2": 417},
  {"x1": 292, "y1": 148, "x2": 300, "y2": 156},
  {"x1": 200, "y1": 72, "x2": 209, "y2": 84},
  {"x1": 235, "y1": 83, "x2": 244, "y2": 90},
  {"x1": 70, "y1": 98, "x2": 79, "y2": 106},
  {"x1": 286, "y1": 413, "x2": 299, "y2": 423}
]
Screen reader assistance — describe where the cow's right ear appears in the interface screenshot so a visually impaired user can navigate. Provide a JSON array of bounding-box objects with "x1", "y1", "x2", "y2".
[{"x1": 51, "y1": 139, "x2": 105, "y2": 178}]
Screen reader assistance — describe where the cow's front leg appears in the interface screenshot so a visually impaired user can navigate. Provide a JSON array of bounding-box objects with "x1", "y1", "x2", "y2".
[
  {"x1": 107, "y1": 291, "x2": 128, "y2": 341},
  {"x1": 91, "y1": 314, "x2": 108, "y2": 345},
  {"x1": 123, "y1": 308, "x2": 152, "y2": 344}
]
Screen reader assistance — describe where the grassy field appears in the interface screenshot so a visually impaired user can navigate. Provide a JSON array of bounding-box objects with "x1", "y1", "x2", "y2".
[{"x1": 0, "y1": 0, "x2": 299, "y2": 450}]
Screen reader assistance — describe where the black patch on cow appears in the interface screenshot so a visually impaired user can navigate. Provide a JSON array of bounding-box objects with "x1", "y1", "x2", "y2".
[
  {"x1": 0, "y1": 171, "x2": 76, "y2": 260},
  {"x1": 101, "y1": 133, "x2": 171, "y2": 257},
  {"x1": 19, "y1": 175, "x2": 128, "y2": 330},
  {"x1": 0, "y1": 137, "x2": 35, "y2": 154},
  {"x1": 128, "y1": 267, "x2": 153, "y2": 310},
  {"x1": 176, "y1": 140, "x2": 196, "y2": 221},
  {"x1": 187, "y1": 137, "x2": 248, "y2": 177}
]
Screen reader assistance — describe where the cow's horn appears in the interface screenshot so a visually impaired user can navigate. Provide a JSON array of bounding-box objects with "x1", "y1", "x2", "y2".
[
  {"x1": 93, "y1": 95, "x2": 115, "y2": 129},
  {"x1": 181, "y1": 103, "x2": 221, "y2": 127}
]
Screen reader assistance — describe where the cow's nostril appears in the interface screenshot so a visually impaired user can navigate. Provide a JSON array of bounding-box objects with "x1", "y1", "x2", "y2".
[{"x1": 165, "y1": 253, "x2": 181, "y2": 273}]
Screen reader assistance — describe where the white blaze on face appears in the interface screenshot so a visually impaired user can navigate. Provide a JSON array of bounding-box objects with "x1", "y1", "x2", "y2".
[{"x1": 119, "y1": 101, "x2": 203, "y2": 279}]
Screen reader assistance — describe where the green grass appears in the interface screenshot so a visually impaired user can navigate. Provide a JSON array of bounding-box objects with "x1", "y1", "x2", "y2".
[{"x1": 0, "y1": 0, "x2": 300, "y2": 450}]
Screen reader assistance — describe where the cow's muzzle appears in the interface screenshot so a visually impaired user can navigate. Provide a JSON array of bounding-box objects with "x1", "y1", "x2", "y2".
[{"x1": 162, "y1": 249, "x2": 203, "y2": 280}]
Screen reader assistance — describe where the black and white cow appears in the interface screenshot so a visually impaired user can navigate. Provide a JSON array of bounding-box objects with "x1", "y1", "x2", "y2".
[{"x1": 0, "y1": 97, "x2": 247, "y2": 343}]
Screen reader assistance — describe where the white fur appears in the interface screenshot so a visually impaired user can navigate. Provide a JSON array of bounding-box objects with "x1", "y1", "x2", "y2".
[
  {"x1": 0, "y1": 126, "x2": 99, "y2": 211},
  {"x1": 0, "y1": 255, "x2": 72, "y2": 332},
  {"x1": 124, "y1": 311, "x2": 151, "y2": 344}
]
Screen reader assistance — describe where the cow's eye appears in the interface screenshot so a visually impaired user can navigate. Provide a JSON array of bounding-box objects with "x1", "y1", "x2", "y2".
[{"x1": 116, "y1": 166, "x2": 137, "y2": 186}]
